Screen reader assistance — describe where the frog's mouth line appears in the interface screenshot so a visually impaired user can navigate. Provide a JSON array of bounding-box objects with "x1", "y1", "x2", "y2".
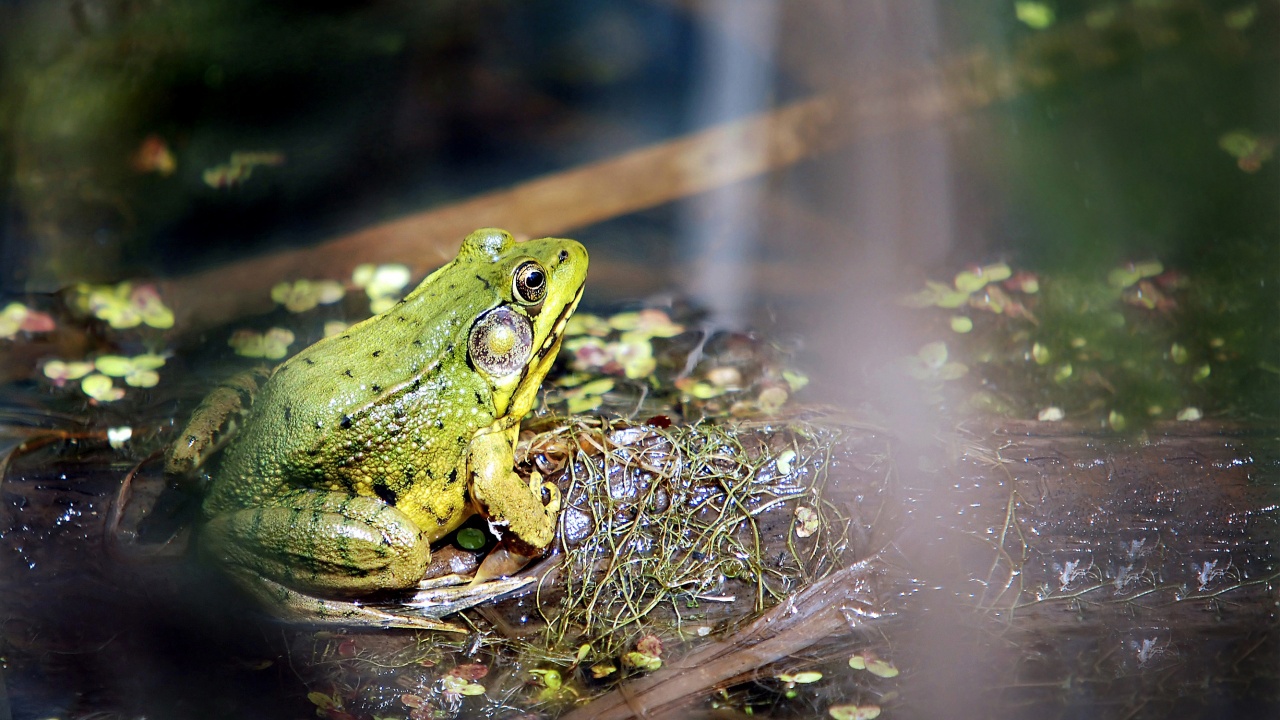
[
  {"x1": 534, "y1": 283, "x2": 584, "y2": 362},
  {"x1": 503, "y1": 283, "x2": 582, "y2": 405}
]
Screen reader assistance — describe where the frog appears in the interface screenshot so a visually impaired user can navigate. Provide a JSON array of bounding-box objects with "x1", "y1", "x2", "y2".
[{"x1": 183, "y1": 228, "x2": 587, "y2": 630}]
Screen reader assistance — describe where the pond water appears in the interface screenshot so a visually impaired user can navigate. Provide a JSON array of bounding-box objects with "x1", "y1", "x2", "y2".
[{"x1": 1, "y1": 1, "x2": 1277, "y2": 719}]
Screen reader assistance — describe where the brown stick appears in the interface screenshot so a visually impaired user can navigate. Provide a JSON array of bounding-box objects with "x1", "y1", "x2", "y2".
[
  {"x1": 561, "y1": 560, "x2": 882, "y2": 720},
  {"x1": 159, "y1": 94, "x2": 841, "y2": 331}
]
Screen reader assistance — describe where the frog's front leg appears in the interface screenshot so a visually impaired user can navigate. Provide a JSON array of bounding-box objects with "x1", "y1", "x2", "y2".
[
  {"x1": 467, "y1": 427, "x2": 561, "y2": 582},
  {"x1": 203, "y1": 489, "x2": 457, "y2": 630}
]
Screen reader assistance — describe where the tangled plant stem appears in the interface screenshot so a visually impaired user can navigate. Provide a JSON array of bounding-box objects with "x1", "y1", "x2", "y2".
[{"x1": 534, "y1": 417, "x2": 858, "y2": 659}]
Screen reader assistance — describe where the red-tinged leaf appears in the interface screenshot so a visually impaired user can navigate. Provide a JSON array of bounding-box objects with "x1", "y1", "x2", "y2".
[{"x1": 20, "y1": 310, "x2": 55, "y2": 332}]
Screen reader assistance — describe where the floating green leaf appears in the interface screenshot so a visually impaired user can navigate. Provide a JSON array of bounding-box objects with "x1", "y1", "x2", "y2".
[
  {"x1": 1108, "y1": 261, "x2": 1164, "y2": 289},
  {"x1": 1, "y1": 302, "x2": 55, "y2": 338},
  {"x1": 94, "y1": 355, "x2": 135, "y2": 377},
  {"x1": 608, "y1": 309, "x2": 683, "y2": 339},
  {"x1": 621, "y1": 651, "x2": 662, "y2": 671},
  {"x1": 865, "y1": 658, "x2": 899, "y2": 678},
  {"x1": 441, "y1": 674, "x2": 485, "y2": 696},
  {"x1": 757, "y1": 386, "x2": 789, "y2": 412},
  {"x1": 43, "y1": 359, "x2": 95, "y2": 385},
  {"x1": 1219, "y1": 130, "x2": 1258, "y2": 159},
  {"x1": 107, "y1": 425, "x2": 133, "y2": 449},
  {"x1": 900, "y1": 280, "x2": 970, "y2": 309},
  {"x1": 229, "y1": 327, "x2": 295, "y2": 359},
  {"x1": 1038, "y1": 406, "x2": 1065, "y2": 422},
  {"x1": 529, "y1": 668, "x2": 561, "y2": 689},
  {"x1": 782, "y1": 369, "x2": 810, "y2": 391},
  {"x1": 565, "y1": 313, "x2": 612, "y2": 338},
  {"x1": 918, "y1": 341, "x2": 949, "y2": 369},
  {"x1": 777, "y1": 670, "x2": 823, "y2": 684},
  {"x1": 776, "y1": 449, "x2": 797, "y2": 475},
  {"x1": 125, "y1": 370, "x2": 160, "y2": 388},
  {"x1": 354, "y1": 263, "x2": 412, "y2": 314},
  {"x1": 1224, "y1": 4, "x2": 1257, "y2": 30},
  {"x1": 1015, "y1": 2, "x2": 1055, "y2": 29},
  {"x1": 456, "y1": 527, "x2": 486, "y2": 550},
  {"x1": 272, "y1": 279, "x2": 346, "y2": 313},
  {"x1": 1032, "y1": 342, "x2": 1051, "y2": 365},
  {"x1": 82, "y1": 373, "x2": 124, "y2": 402},
  {"x1": 794, "y1": 505, "x2": 819, "y2": 538},
  {"x1": 829, "y1": 704, "x2": 881, "y2": 720}
]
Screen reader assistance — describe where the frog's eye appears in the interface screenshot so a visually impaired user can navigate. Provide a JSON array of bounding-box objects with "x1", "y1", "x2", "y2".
[
  {"x1": 469, "y1": 306, "x2": 534, "y2": 377},
  {"x1": 513, "y1": 261, "x2": 547, "y2": 305}
]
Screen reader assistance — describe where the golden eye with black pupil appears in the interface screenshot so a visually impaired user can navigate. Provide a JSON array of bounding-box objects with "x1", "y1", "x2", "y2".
[{"x1": 513, "y1": 261, "x2": 547, "y2": 304}]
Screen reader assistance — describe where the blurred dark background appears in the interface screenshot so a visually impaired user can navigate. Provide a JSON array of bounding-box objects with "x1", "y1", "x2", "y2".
[{"x1": 1, "y1": 0, "x2": 1274, "y2": 297}]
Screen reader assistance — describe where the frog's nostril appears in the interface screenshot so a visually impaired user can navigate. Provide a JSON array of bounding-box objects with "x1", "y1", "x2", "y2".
[{"x1": 558, "y1": 249, "x2": 569, "y2": 262}]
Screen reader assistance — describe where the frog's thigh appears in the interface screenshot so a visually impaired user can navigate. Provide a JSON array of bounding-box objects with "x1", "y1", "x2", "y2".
[
  {"x1": 203, "y1": 490, "x2": 429, "y2": 596},
  {"x1": 468, "y1": 429, "x2": 559, "y2": 550}
]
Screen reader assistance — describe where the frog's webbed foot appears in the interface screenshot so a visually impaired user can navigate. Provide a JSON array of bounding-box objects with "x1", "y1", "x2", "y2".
[
  {"x1": 229, "y1": 567, "x2": 530, "y2": 632},
  {"x1": 402, "y1": 574, "x2": 535, "y2": 618},
  {"x1": 253, "y1": 576, "x2": 468, "y2": 632}
]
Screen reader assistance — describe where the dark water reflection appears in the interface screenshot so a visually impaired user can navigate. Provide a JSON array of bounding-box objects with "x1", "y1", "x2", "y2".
[{"x1": 886, "y1": 425, "x2": 1280, "y2": 718}]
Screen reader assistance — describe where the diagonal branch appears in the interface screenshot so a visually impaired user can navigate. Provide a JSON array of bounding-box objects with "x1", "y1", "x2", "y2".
[{"x1": 560, "y1": 559, "x2": 883, "y2": 720}]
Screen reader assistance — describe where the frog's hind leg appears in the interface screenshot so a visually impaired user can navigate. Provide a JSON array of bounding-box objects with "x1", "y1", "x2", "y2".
[{"x1": 202, "y1": 490, "x2": 444, "y2": 628}]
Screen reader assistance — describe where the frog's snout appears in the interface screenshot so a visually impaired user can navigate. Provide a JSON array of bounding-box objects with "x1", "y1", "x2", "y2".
[{"x1": 549, "y1": 239, "x2": 589, "y2": 290}]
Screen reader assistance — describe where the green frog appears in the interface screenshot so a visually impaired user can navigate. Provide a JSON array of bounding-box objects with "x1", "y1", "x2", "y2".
[{"x1": 181, "y1": 228, "x2": 587, "y2": 630}]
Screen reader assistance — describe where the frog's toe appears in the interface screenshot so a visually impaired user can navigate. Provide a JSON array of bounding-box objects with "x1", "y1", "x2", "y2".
[
  {"x1": 415, "y1": 572, "x2": 473, "y2": 590},
  {"x1": 541, "y1": 480, "x2": 561, "y2": 515},
  {"x1": 470, "y1": 543, "x2": 540, "y2": 586}
]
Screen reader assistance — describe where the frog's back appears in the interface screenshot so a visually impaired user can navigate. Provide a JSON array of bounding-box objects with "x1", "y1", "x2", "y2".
[{"x1": 205, "y1": 290, "x2": 491, "y2": 515}]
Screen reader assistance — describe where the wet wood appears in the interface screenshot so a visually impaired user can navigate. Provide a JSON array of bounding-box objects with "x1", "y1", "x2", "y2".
[
  {"x1": 926, "y1": 421, "x2": 1280, "y2": 622},
  {"x1": 554, "y1": 421, "x2": 1280, "y2": 718}
]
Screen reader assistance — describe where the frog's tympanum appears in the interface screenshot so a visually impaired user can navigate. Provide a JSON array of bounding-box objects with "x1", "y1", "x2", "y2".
[{"x1": 188, "y1": 228, "x2": 587, "y2": 629}]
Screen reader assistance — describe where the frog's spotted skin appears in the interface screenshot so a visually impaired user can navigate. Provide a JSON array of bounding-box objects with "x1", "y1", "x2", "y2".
[{"x1": 196, "y1": 228, "x2": 587, "y2": 629}]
